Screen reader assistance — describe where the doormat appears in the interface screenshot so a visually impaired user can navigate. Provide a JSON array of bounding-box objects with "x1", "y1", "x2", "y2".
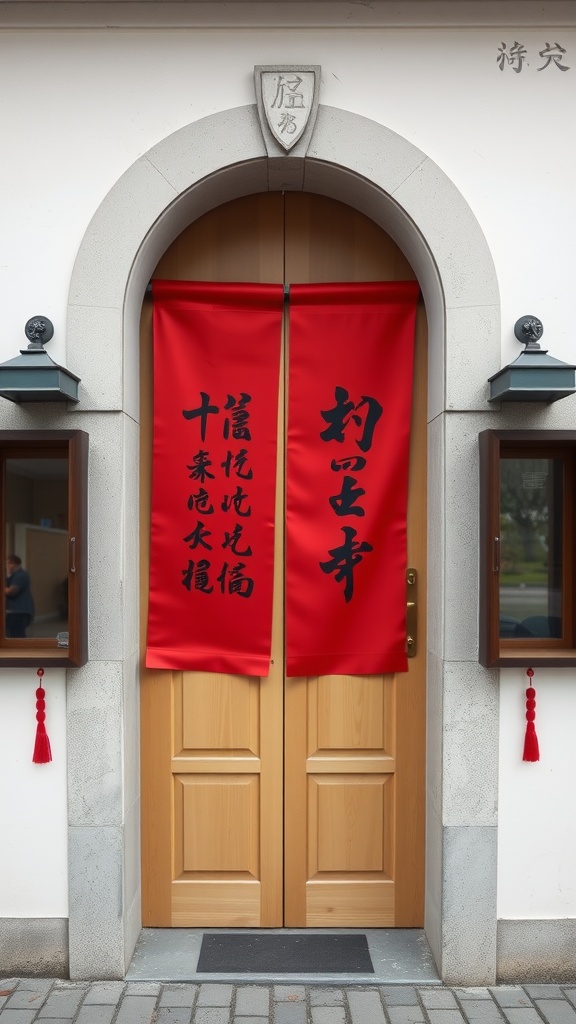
[{"x1": 196, "y1": 933, "x2": 374, "y2": 974}]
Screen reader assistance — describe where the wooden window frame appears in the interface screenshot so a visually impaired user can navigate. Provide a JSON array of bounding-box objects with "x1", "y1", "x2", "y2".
[
  {"x1": 0, "y1": 430, "x2": 88, "y2": 668},
  {"x1": 479, "y1": 429, "x2": 576, "y2": 668}
]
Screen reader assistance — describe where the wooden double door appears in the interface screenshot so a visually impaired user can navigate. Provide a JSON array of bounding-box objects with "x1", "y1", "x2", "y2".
[{"x1": 140, "y1": 193, "x2": 426, "y2": 928}]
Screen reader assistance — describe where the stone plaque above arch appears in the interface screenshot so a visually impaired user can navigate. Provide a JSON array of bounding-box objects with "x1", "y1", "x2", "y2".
[{"x1": 254, "y1": 65, "x2": 321, "y2": 155}]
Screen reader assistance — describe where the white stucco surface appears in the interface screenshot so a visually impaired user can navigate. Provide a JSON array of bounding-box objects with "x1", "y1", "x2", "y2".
[
  {"x1": 0, "y1": 675, "x2": 68, "y2": 916},
  {"x1": 1, "y1": 15, "x2": 576, "y2": 923},
  {"x1": 498, "y1": 671, "x2": 576, "y2": 919}
]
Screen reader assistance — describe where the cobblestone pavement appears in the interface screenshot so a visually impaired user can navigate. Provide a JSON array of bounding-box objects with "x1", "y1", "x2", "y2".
[{"x1": 1, "y1": 981, "x2": 576, "y2": 1024}]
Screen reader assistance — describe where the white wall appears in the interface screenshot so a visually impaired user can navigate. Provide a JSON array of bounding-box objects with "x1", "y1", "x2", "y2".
[
  {"x1": 0, "y1": 675, "x2": 68, "y2": 916},
  {"x1": 1, "y1": 12, "x2": 576, "y2": 920},
  {"x1": 498, "y1": 671, "x2": 576, "y2": 919}
]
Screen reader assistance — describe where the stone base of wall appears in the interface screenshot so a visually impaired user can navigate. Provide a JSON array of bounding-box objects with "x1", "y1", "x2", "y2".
[
  {"x1": 0, "y1": 919, "x2": 68, "y2": 977},
  {"x1": 497, "y1": 919, "x2": 576, "y2": 983}
]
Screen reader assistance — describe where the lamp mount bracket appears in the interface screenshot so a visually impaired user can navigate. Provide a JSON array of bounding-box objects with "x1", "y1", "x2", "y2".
[
  {"x1": 24, "y1": 316, "x2": 54, "y2": 351},
  {"x1": 514, "y1": 316, "x2": 544, "y2": 351}
]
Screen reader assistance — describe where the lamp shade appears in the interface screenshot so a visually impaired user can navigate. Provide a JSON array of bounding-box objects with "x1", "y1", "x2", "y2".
[
  {"x1": 488, "y1": 316, "x2": 576, "y2": 403},
  {"x1": 488, "y1": 348, "x2": 576, "y2": 403},
  {"x1": 0, "y1": 317, "x2": 80, "y2": 403}
]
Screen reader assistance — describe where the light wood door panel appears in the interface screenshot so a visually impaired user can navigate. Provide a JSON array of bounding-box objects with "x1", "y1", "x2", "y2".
[
  {"x1": 140, "y1": 195, "x2": 285, "y2": 927},
  {"x1": 283, "y1": 194, "x2": 426, "y2": 926},
  {"x1": 140, "y1": 192, "x2": 426, "y2": 927}
]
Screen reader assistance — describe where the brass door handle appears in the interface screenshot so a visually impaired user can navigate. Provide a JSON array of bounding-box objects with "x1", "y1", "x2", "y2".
[{"x1": 406, "y1": 567, "x2": 417, "y2": 657}]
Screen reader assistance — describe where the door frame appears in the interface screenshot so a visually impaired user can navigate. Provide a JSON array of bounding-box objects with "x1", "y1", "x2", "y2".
[{"x1": 64, "y1": 103, "x2": 501, "y2": 984}]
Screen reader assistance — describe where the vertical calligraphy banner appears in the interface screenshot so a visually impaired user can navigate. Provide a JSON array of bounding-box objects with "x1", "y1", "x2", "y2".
[
  {"x1": 286, "y1": 281, "x2": 420, "y2": 677},
  {"x1": 146, "y1": 281, "x2": 284, "y2": 675}
]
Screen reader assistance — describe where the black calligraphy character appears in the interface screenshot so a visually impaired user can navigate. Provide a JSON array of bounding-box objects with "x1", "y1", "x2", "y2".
[
  {"x1": 183, "y1": 521, "x2": 213, "y2": 550},
  {"x1": 271, "y1": 74, "x2": 305, "y2": 109},
  {"x1": 319, "y1": 526, "x2": 373, "y2": 603},
  {"x1": 229, "y1": 562, "x2": 255, "y2": 598},
  {"x1": 223, "y1": 394, "x2": 252, "y2": 441},
  {"x1": 329, "y1": 475, "x2": 366, "y2": 518},
  {"x1": 222, "y1": 523, "x2": 253, "y2": 557},
  {"x1": 187, "y1": 450, "x2": 215, "y2": 484},
  {"x1": 330, "y1": 455, "x2": 367, "y2": 473},
  {"x1": 321, "y1": 387, "x2": 383, "y2": 453},
  {"x1": 221, "y1": 486, "x2": 252, "y2": 518},
  {"x1": 182, "y1": 392, "x2": 219, "y2": 441},
  {"x1": 181, "y1": 559, "x2": 213, "y2": 593},
  {"x1": 497, "y1": 41, "x2": 527, "y2": 73},
  {"x1": 320, "y1": 387, "x2": 354, "y2": 443},
  {"x1": 278, "y1": 113, "x2": 298, "y2": 135},
  {"x1": 350, "y1": 396, "x2": 382, "y2": 452},
  {"x1": 187, "y1": 487, "x2": 214, "y2": 514},
  {"x1": 537, "y1": 42, "x2": 570, "y2": 71},
  {"x1": 221, "y1": 448, "x2": 253, "y2": 480},
  {"x1": 216, "y1": 561, "x2": 255, "y2": 598}
]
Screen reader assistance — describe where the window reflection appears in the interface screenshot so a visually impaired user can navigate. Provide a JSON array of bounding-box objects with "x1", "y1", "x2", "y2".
[
  {"x1": 4, "y1": 458, "x2": 69, "y2": 642},
  {"x1": 499, "y1": 458, "x2": 563, "y2": 639}
]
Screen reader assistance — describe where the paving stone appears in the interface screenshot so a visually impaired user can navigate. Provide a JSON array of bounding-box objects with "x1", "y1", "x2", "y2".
[
  {"x1": 0, "y1": 1011, "x2": 39, "y2": 1024},
  {"x1": 387, "y1": 1006, "x2": 426, "y2": 1024},
  {"x1": 490, "y1": 991, "x2": 532, "y2": 1009},
  {"x1": 455, "y1": 992, "x2": 492, "y2": 1001},
  {"x1": 10, "y1": 983, "x2": 52, "y2": 994},
  {"x1": 426, "y1": 1009, "x2": 467, "y2": 1024},
  {"x1": 311, "y1": 1007, "x2": 346, "y2": 1024},
  {"x1": 496, "y1": 1009, "x2": 542, "y2": 1024},
  {"x1": 524, "y1": 988, "x2": 564, "y2": 999},
  {"x1": 273, "y1": 987, "x2": 306, "y2": 1002},
  {"x1": 83, "y1": 983, "x2": 126, "y2": 1005},
  {"x1": 457, "y1": 1000, "x2": 503, "y2": 1020},
  {"x1": 565, "y1": 993, "x2": 576, "y2": 1010},
  {"x1": 421, "y1": 991, "x2": 459, "y2": 1009},
  {"x1": 125, "y1": 983, "x2": 162, "y2": 997},
  {"x1": 114, "y1": 994, "x2": 158, "y2": 1023},
  {"x1": 75, "y1": 1005, "x2": 117, "y2": 1024},
  {"x1": 310, "y1": 989, "x2": 344, "y2": 1006},
  {"x1": 156, "y1": 1009, "x2": 193, "y2": 1024},
  {"x1": 235, "y1": 988, "x2": 270, "y2": 1016},
  {"x1": 197, "y1": 986, "x2": 234, "y2": 1007},
  {"x1": 2, "y1": 991, "x2": 48, "y2": 1012},
  {"x1": 233, "y1": 1017, "x2": 267, "y2": 1024},
  {"x1": 159, "y1": 986, "x2": 199, "y2": 1008},
  {"x1": 533, "y1": 1001, "x2": 576, "y2": 1024},
  {"x1": 272, "y1": 1003, "x2": 307, "y2": 1024},
  {"x1": 348, "y1": 989, "x2": 386, "y2": 1024},
  {"x1": 38, "y1": 988, "x2": 87, "y2": 1017},
  {"x1": 382, "y1": 987, "x2": 419, "y2": 1005},
  {"x1": 193, "y1": 1010, "x2": 230, "y2": 1024}
]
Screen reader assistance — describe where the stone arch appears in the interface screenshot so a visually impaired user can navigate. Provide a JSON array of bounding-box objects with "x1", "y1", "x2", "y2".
[{"x1": 66, "y1": 103, "x2": 500, "y2": 984}]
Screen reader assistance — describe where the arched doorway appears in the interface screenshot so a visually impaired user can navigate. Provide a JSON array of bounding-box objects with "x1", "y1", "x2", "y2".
[
  {"x1": 66, "y1": 104, "x2": 501, "y2": 982},
  {"x1": 140, "y1": 192, "x2": 427, "y2": 928}
]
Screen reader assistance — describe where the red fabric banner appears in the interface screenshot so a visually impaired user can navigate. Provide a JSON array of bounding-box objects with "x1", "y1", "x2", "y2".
[
  {"x1": 286, "y1": 281, "x2": 419, "y2": 677},
  {"x1": 146, "y1": 281, "x2": 283, "y2": 675}
]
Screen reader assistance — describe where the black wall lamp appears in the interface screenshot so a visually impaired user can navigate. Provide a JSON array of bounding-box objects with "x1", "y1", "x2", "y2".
[
  {"x1": 488, "y1": 316, "x2": 576, "y2": 403},
  {"x1": 0, "y1": 317, "x2": 80, "y2": 403}
]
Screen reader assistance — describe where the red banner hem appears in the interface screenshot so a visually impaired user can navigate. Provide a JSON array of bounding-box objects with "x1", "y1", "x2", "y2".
[{"x1": 146, "y1": 648, "x2": 271, "y2": 676}]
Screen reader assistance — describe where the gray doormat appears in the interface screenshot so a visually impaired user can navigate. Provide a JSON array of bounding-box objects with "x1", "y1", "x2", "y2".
[{"x1": 196, "y1": 933, "x2": 374, "y2": 974}]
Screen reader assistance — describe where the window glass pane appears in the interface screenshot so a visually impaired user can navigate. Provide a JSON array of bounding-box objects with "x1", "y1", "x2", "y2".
[
  {"x1": 5, "y1": 457, "x2": 69, "y2": 642},
  {"x1": 499, "y1": 457, "x2": 563, "y2": 639}
]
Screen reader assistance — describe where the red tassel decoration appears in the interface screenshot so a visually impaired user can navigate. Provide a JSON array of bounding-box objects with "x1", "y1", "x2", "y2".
[
  {"x1": 522, "y1": 667, "x2": 540, "y2": 762},
  {"x1": 33, "y1": 669, "x2": 52, "y2": 764}
]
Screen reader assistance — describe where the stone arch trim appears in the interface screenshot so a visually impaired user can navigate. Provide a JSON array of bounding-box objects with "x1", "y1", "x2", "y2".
[
  {"x1": 66, "y1": 103, "x2": 500, "y2": 985},
  {"x1": 68, "y1": 103, "x2": 500, "y2": 418}
]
